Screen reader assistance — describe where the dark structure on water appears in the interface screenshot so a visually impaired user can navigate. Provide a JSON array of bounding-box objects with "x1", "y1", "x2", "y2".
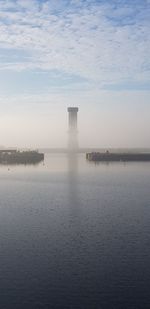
[
  {"x1": 0, "y1": 150, "x2": 44, "y2": 164},
  {"x1": 86, "y1": 151, "x2": 150, "y2": 162}
]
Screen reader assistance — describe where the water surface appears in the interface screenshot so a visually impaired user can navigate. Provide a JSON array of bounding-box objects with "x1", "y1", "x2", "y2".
[{"x1": 0, "y1": 154, "x2": 150, "y2": 308}]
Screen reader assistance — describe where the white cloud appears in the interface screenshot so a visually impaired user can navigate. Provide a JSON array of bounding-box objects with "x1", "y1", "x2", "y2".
[{"x1": 0, "y1": 0, "x2": 149, "y2": 86}]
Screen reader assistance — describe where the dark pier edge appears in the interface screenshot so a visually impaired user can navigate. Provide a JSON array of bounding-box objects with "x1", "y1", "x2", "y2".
[
  {"x1": 86, "y1": 152, "x2": 150, "y2": 162},
  {"x1": 0, "y1": 150, "x2": 44, "y2": 165}
]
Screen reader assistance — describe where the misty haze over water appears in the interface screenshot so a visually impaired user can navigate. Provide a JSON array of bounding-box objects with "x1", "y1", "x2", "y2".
[
  {"x1": 0, "y1": 0, "x2": 149, "y2": 307},
  {"x1": 0, "y1": 153, "x2": 150, "y2": 309}
]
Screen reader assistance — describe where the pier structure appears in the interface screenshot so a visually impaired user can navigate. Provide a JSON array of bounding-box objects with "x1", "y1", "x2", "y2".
[
  {"x1": 0, "y1": 149, "x2": 44, "y2": 164},
  {"x1": 67, "y1": 107, "x2": 78, "y2": 152},
  {"x1": 86, "y1": 151, "x2": 150, "y2": 162}
]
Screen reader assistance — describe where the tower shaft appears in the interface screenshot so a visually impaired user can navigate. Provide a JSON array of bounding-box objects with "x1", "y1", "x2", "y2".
[{"x1": 67, "y1": 107, "x2": 78, "y2": 151}]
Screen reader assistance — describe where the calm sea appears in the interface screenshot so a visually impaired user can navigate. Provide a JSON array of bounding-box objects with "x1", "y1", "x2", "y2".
[{"x1": 0, "y1": 153, "x2": 150, "y2": 309}]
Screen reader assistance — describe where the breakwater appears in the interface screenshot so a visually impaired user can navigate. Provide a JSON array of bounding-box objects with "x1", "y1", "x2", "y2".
[
  {"x1": 86, "y1": 152, "x2": 150, "y2": 162},
  {"x1": 0, "y1": 150, "x2": 44, "y2": 164}
]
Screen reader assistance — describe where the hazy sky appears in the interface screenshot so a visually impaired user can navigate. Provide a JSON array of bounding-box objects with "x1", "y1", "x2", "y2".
[{"x1": 0, "y1": 0, "x2": 150, "y2": 148}]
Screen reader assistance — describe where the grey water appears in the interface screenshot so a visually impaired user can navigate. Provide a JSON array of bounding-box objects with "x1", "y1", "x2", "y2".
[{"x1": 0, "y1": 153, "x2": 150, "y2": 309}]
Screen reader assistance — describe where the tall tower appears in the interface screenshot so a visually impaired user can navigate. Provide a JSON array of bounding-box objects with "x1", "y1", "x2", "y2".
[{"x1": 67, "y1": 107, "x2": 78, "y2": 151}]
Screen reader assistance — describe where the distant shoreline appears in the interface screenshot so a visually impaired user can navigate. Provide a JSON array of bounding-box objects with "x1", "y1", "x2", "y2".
[
  {"x1": 38, "y1": 148, "x2": 150, "y2": 154},
  {"x1": 1, "y1": 147, "x2": 150, "y2": 154}
]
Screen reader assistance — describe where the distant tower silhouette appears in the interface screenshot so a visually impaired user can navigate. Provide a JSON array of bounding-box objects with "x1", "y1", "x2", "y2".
[{"x1": 67, "y1": 107, "x2": 78, "y2": 151}]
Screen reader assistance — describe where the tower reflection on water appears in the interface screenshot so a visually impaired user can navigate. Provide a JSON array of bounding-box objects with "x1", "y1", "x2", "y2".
[{"x1": 67, "y1": 107, "x2": 79, "y2": 212}]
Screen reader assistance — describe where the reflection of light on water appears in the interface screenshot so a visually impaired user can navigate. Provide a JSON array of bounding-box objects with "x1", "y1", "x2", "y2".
[
  {"x1": 67, "y1": 107, "x2": 79, "y2": 213},
  {"x1": 68, "y1": 152, "x2": 79, "y2": 215}
]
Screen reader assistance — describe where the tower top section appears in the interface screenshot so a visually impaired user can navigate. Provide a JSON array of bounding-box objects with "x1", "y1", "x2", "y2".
[{"x1": 68, "y1": 107, "x2": 78, "y2": 112}]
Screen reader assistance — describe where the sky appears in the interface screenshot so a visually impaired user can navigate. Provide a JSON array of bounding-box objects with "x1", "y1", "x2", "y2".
[{"x1": 0, "y1": 0, "x2": 150, "y2": 148}]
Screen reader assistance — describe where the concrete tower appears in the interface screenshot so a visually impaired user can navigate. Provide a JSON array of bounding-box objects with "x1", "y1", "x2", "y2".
[{"x1": 67, "y1": 107, "x2": 78, "y2": 151}]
